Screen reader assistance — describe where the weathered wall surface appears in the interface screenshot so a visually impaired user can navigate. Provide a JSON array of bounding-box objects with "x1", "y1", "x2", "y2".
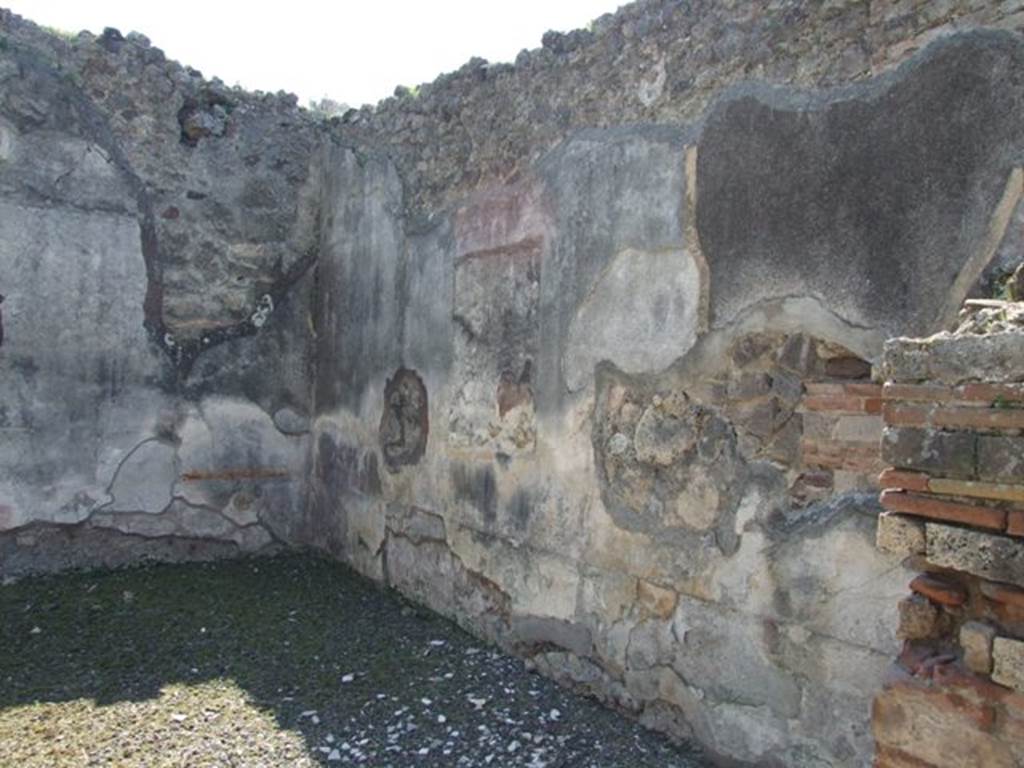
[
  {"x1": 310, "y1": 5, "x2": 1024, "y2": 767},
  {"x1": 4, "y1": 2, "x2": 1024, "y2": 766},
  {"x1": 0, "y1": 15, "x2": 319, "y2": 573}
]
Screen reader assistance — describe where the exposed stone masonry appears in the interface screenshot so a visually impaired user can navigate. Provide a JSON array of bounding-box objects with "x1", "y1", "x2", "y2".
[{"x1": 872, "y1": 305, "x2": 1024, "y2": 768}]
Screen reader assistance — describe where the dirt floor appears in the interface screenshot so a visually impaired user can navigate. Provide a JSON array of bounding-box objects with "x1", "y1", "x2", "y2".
[{"x1": 0, "y1": 554, "x2": 706, "y2": 767}]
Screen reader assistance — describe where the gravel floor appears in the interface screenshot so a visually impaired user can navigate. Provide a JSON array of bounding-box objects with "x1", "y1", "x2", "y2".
[{"x1": 0, "y1": 554, "x2": 706, "y2": 767}]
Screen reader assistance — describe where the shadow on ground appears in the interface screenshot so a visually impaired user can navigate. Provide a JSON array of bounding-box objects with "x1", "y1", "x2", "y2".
[{"x1": 0, "y1": 554, "x2": 705, "y2": 767}]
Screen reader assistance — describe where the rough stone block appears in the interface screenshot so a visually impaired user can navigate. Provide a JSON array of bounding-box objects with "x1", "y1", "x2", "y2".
[
  {"x1": 978, "y1": 435, "x2": 1024, "y2": 484},
  {"x1": 897, "y1": 594, "x2": 945, "y2": 640},
  {"x1": 876, "y1": 512, "x2": 926, "y2": 556},
  {"x1": 993, "y1": 637, "x2": 1024, "y2": 692},
  {"x1": 881, "y1": 427, "x2": 975, "y2": 479},
  {"x1": 960, "y1": 621, "x2": 997, "y2": 675},
  {"x1": 926, "y1": 524, "x2": 1024, "y2": 586},
  {"x1": 777, "y1": 334, "x2": 819, "y2": 376},
  {"x1": 637, "y1": 580, "x2": 677, "y2": 619},
  {"x1": 733, "y1": 399, "x2": 777, "y2": 439},
  {"x1": 824, "y1": 356, "x2": 872, "y2": 379},
  {"x1": 770, "y1": 370, "x2": 804, "y2": 408},
  {"x1": 883, "y1": 333, "x2": 1024, "y2": 386},
  {"x1": 832, "y1": 413, "x2": 882, "y2": 444},
  {"x1": 764, "y1": 415, "x2": 802, "y2": 465},
  {"x1": 801, "y1": 412, "x2": 834, "y2": 441},
  {"x1": 727, "y1": 371, "x2": 773, "y2": 400}
]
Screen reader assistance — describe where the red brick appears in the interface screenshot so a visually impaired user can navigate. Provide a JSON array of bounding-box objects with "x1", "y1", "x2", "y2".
[
  {"x1": 910, "y1": 573, "x2": 968, "y2": 607},
  {"x1": 885, "y1": 403, "x2": 1024, "y2": 431},
  {"x1": 980, "y1": 580, "x2": 1024, "y2": 609},
  {"x1": 844, "y1": 382, "x2": 884, "y2": 397},
  {"x1": 883, "y1": 383, "x2": 955, "y2": 403},
  {"x1": 803, "y1": 394, "x2": 866, "y2": 412},
  {"x1": 883, "y1": 402, "x2": 930, "y2": 427},
  {"x1": 879, "y1": 468, "x2": 930, "y2": 492},
  {"x1": 879, "y1": 490, "x2": 1007, "y2": 531},
  {"x1": 1008, "y1": 511, "x2": 1024, "y2": 537},
  {"x1": 933, "y1": 407, "x2": 1024, "y2": 431},
  {"x1": 961, "y1": 383, "x2": 1024, "y2": 404},
  {"x1": 865, "y1": 397, "x2": 884, "y2": 414}
]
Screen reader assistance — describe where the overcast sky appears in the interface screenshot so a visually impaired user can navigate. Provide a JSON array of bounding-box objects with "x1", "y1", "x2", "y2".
[{"x1": 6, "y1": 1, "x2": 624, "y2": 107}]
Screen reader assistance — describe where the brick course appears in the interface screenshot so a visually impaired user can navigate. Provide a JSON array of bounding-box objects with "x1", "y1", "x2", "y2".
[
  {"x1": 880, "y1": 490, "x2": 1006, "y2": 531},
  {"x1": 874, "y1": 335, "x2": 1024, "y2": 768}
]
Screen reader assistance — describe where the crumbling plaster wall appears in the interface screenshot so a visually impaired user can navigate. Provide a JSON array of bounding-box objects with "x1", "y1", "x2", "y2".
[
  {"x1": 3, "y1": 1, "x2": 1024, "y2": 766},
  {"x1": 0, "y1": 14, "x2": 320, "y2": 572},
  {"x1": 311, "y1": 4, "x2": 1024, "y2": 767}
]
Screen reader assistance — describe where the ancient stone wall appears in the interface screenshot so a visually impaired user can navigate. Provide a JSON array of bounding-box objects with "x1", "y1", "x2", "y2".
[
  {"x1": 310, "y1": 4, "x2": 1024, "y2": 765},
  {"x1": 3, "y1": 2, "x2": 1024, "y2": 766},
  {"x1": 872, "y1": 304, "x2": 1024, "y2": 768}
]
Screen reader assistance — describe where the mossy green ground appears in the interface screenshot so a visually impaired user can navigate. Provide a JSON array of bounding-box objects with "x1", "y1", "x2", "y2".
[{"x1": 1, "y1": 554, "x2": 703, "y2": 767}]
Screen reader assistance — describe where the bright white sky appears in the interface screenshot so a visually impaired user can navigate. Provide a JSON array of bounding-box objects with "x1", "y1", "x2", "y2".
[{"x1": 7, "y1": 1, "x2": 624, "y2": 108}]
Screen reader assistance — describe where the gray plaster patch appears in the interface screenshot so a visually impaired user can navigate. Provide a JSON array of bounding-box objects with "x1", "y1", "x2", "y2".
[
  {"x1": 173, "y1": 397, "x2": 307, "y2": 543},
  {"x1": 0, "y1": 202, "x2": 161, "y2": 530},
  {"x1": 535, "y1": 127, "x2": 687, "y2": 412},
  {"x1": 672, "y1": 596, "x2": 802, "y2": 718},
  {"x1": 564, "y1": 248, "x2": 702, "y2": 392},
  {"x1": 108, "y1": 440, "x2": 177, "y2": 514},
  {"x1": 697, "y1": 32, "x2": 1024, "y2": 339},
  {"x1": 510, "y1": 616, "x2": 594, "y2": 657}
]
